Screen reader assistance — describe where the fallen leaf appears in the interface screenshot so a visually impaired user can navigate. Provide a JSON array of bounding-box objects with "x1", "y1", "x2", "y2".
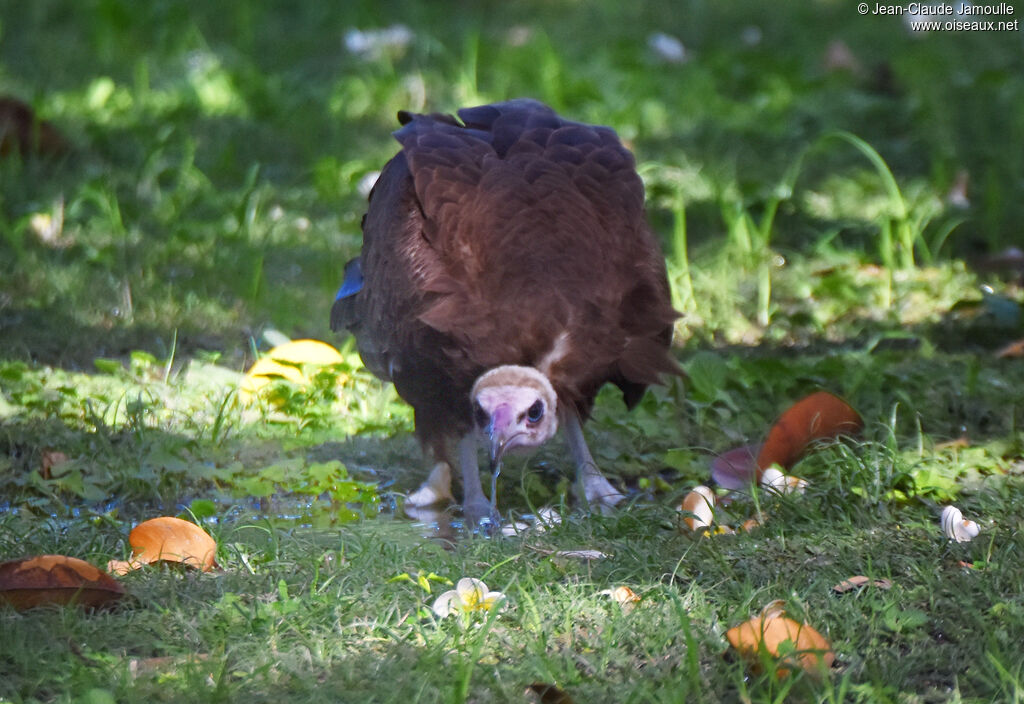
[
  {"x1": 129, "y1": 654, "x2": 213, "y2": 678},
  {"x1": 0, "y1": 555, "x2": 124, "y2": 610},
  {"x1": 529, "y1": 546, "x2": 611, "y2": 560},
  {"x1": 935, "y1": 435, "x2": 970, "y2": 450},
  {"x1": 110, "y1": 517, "x2": 218, "y2": 573},
  {"x1": 525, "y1": 682, "x2": 574, "y2": 704},
  {"x1": 599, "y1": 585, "x2": 641, "y2": 606},
  {"x1": 996, "y1": 339, "x2": 1024, "y2": 359},
  {"x1": 831, "y1": 576, "x2": 893, "y2": 593},
  {"x1": 679, "y1": 485, "x2": 716, "y2": 531},
  {"x1": 553, "y1": 549, "x2": 610, "y2": 560},
  {"x1": 725, "y1": 600, "x2": 834, "y2": 677},
  {"x1": 710, "y1": 444, "x2": 761, "y2": 490},
  {"x1": 940, "y1": 505, "x2": 980, "y2": 543},
  {"x1": 739, "y1": 518, "x2": 761, "y2": 532},
  {"x1": 239, "y1": 339, "x2": 345, "y2": 404},
  {"x1": 40, "y1": 450, "x2": 69, "y2": 480},
  {"x1": 756, "y1": 392, "x2": 863, "y2": 480}
]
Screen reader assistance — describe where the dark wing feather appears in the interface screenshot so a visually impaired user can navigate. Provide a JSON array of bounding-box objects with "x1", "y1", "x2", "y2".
[{"x1": 333, "y1": 100, "x2": 680, "y2": 452}]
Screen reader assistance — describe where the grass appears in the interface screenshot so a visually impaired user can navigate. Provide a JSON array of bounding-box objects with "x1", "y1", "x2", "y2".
[{"x1": 3, "y1": 0, "x2": 1024, "y2": 701}]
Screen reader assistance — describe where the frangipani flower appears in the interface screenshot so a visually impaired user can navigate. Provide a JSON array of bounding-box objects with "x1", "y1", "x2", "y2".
[{"x1": 432, "y1": 578, "x2": 506, "y2": 618}]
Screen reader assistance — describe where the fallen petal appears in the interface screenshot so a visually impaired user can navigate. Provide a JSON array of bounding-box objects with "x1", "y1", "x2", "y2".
[
  {"x1": 599, "y1": 585, "x2": 641, "y2": 605},
  {"x1": 432, "y1": 589, "x2": 459, "y2": 618},
  {"x1": 128, "y1": 517, "x2": 218, "y2": 571},
  {"x1": 940, "y1": 505, "x2": 980, "y2": 543},
  {"x1": 757, "y1": 392, "x2": 863, "y2": 476},
  {"x1": 0, "y1": 555, "x2": 124, "y2": 610},
  {"x1": 454, "y1": 577, "x2": 489, "y2": 608},
  {"x1": 680, "y1": 485, "x2": 716, "y2": 531},
  {"x1": 725, "y1": 600, "x2": 834, "y2": 677},
  {"x1": 711, "y1": 444, "x2": 761, "y2": 490},
  {"x1": 760, "y1": 467, "x2": 808, "y2": 495}
]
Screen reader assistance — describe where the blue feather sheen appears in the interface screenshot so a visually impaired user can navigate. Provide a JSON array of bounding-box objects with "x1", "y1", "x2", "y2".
[{"x1": 335, "y1": 258, "x2": 363, "y2": 301}]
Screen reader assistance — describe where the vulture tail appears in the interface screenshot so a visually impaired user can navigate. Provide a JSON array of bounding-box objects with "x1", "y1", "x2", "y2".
[{"x1": 330, "y1": 257, "x2": 363, "y2": 332}]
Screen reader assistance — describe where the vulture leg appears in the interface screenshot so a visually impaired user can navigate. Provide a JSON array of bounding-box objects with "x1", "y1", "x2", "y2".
[
  {"x1": 562, "y1": 407, "x2": 625, "y2": 512},
  {"x1": 405, "y1": 461, "x2": 454, "y2": 508},
  {"x1": 458, "y1": 432, "x2": 497, "y2": 526}
]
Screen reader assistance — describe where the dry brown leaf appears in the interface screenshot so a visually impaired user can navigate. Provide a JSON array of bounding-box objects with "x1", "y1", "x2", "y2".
[
  {"x1": 0, "y1": 555, "x2": 125, "y2": 610},
  {"x1": 996, "y1": 339, "x2": 1024, "y2": 359},
  {"x1": 600, "y1": 585, "x2": 641, "y2": 606},
  {"x1": 122, "y1": 517, "x2": 218, "y2": 572},
  {"x1": 525, "y1": 682, "x2": 575, "y2": 704},
  {"x1": 935, "y1": 435, "x2": 970, "y2": 450},
  {"x1": 725, "y1": 600, "x2": 834, "y2": 677},
  {"x1": 831, "y1": 576, "x2": 893, "y2": 593},
  {"x1": 756, "y1": 392, "x2": 863, "y2": 480},
  {"x1": 40, "y1": 450, "x2": 69, "y2": 480}
]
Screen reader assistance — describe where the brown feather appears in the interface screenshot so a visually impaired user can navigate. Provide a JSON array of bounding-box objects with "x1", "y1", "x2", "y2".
[{"x1": 332, "y1": 99, "x2": 680, "y2": 458}]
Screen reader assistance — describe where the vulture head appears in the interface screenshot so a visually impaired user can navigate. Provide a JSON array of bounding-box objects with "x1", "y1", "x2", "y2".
[{"x1": 471, "y1": 365, "x2": 558, "y2": 468}]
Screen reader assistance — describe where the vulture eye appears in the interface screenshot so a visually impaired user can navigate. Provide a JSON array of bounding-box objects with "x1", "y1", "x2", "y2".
[
  {"x1": 526, "y1": 400, "x2": 544, "y2": 423},
  {"x1": 473, "y1": 402, "x2": 489, "y2": 428}
]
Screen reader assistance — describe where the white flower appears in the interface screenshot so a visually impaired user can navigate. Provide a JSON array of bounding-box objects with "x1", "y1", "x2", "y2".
[
  {"x1": 432, "y1": 578, "x2": 506, "y2": 618},
  {"x1": 941, "y1": 505, "x2": 980, "y2": 543}
]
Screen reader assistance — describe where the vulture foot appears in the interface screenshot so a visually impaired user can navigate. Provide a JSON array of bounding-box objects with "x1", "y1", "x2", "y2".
[
  {"x1": 406, "y1": 462, "x2": 454, "y2": 508},
  {"x1": 563, "y1": 407, "x2": 625, "y2": 514},
  {"x1": 456, "y1": 433, "x2": 501, "y2": 530},
  {"x1": 462, "y1": 496, "x2": 501, "y2": 532},
  {"x1": 580, "y1": 472, "x2": 625, "y2": 514}
]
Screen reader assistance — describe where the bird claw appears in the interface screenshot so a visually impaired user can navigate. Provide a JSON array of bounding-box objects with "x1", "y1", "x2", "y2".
[
  {"x1": 581, "y1": 475, "x2": 625, "y2": 514},
  {"x1": 406, "y1": 462, "x2": 454, "y2": 508},
  {"x1": 462, "y1": 498, "x2": 501, "y2": 534}
]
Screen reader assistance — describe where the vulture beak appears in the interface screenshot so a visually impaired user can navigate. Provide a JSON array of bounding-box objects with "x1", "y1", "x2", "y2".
[{"x1": 487, "y1": 403, "x2": 517, "y2": 471}]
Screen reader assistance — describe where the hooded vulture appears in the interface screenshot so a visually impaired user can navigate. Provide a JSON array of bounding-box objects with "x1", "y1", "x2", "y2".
[{"x1": 332, "y1": 99, "x2": 680, "y2": 524}]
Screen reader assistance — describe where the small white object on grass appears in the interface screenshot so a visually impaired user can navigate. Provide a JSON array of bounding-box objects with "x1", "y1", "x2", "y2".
[
  {"x1": 647, "y1": 32, "x2": 687, "y2": 63},
  {"x1": 760, "y1": 467, "x2": 808, "y2": 494},
  {"x1": 680, "y1": 485, "x2": 716, "y2": 531},
  {"x1": 940, "y1": 505, "x2": 980, "y2": 543}
]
